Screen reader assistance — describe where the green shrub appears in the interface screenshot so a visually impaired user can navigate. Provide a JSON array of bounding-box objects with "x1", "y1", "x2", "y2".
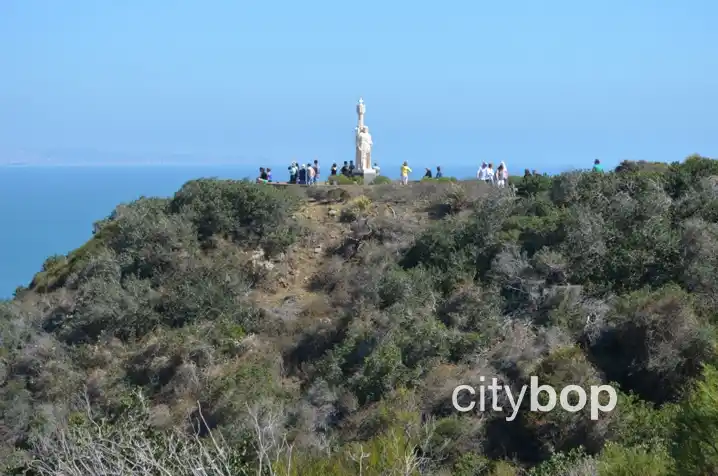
[
  {"x1": 671, "y1": 364, "x2": 718, "y2": 474},
  {"x1": 588, "y1": 284, "x2": 717, "y2": 404},
  {"x1": 596, "y1": 442, "x2": 673, "y2": 475},
  {"x1": 529, "y1": 447, "x2": 593, "y2": 476},
  {"x1": 516, "y1": 173, "x2": 553, "y2": 197},
  {"x1": 335, "y1": 174, "x2": 363, "y2": 185},
  {"x1": 372, "y1": 175, "x2": 392, "y2": 185},
  {"x1": 169, "y1": 179, "x2": 302, "y2": 256},
  {"x1": 421, "y1": 176, "x2": 458, "y2": 182},
  {"x1": 41, "y1": 255, "x2": 67, "y2": 272},
  {"x1": 339, "y1": 195, "x2": 372, "y2": 222}
]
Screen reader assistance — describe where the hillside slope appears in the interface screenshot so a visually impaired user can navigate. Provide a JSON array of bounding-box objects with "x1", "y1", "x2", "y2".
[{"x1": 3, "y1": 157, "x2": 718, "y2": 475}]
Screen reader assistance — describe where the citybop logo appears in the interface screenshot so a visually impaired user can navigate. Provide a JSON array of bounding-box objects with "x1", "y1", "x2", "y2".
[{"x1": 452, "y1": 376, "x2": 617, "y2": 421}]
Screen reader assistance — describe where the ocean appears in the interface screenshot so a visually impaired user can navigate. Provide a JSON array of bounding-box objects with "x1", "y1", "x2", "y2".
[{"x1": 0, "y1": 163, "x2": 492, "y2": 298}]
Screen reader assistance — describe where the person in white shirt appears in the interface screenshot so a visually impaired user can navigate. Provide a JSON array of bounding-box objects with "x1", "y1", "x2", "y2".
[
  {"x1": 477, "y1": 162, "x2": 488, "y2": 180},
  {"x1": 486, "y1": 163, "x2": 495, "y2": 184}
]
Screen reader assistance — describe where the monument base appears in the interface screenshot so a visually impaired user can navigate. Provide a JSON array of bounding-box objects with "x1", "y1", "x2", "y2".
[{"x1": 354, "y1": 168, "x2": 377, "y2": 185}]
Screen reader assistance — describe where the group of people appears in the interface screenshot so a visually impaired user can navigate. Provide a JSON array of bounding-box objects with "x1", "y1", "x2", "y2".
[
  {"x1": 476, "y1": 161, "x2": 510, "y2": 188},
  {"x1": 256, "y1": 167, "x2": 274, "y2": 183},
  {"x1": 257, "y1": 158, "x2": 604, "y2": 186},
  {"x1": 284, "y1": 160, "x2": 321, "y2": 185},
  {"x1": 396, "y1": 162, "x2": 445, "y2": 185},
  {"x1": 330, "y1": 160, "x2": 382, "y2": 180},
  {"x1": 257, "y1": 159, "x2": 385, "y2": 185}
]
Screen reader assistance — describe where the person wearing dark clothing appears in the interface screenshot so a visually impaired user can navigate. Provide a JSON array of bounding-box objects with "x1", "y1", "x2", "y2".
[
  {"x1": 435, "y1": 166, "x2": 443, "y2": 178},
  {"x1": 330, "y1": 163, "x2": 338, "y2": 184},
  {"x1": 257, "y1": 167, "x2": 269, "y2": 184},
  {"x1": 341, "y1": 161, "x2": 349, "y2": 176},
  {"x1": 424, "y1": 168, "x2": 432, "y2": 178},
  {"x1": 524, "y1": 169, "x2": 531, "y2": 177},
  {"x1": 349, "y1": 161, "x2": 355, "y2": 175},
  {"x1": 297, "y1": 165, "x2": 307, "y2": 185},
  {"x1": 331, "y1": 163, "x2": 338, "y2": 175}
]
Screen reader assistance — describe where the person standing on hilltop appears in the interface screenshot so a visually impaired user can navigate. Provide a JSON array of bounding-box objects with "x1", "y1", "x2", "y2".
[
  {"x1": 288, "y1": 162, "x2": 298, "y2": 184},
  {"x1": 496, "y1": 163, "x2": 506, "y2": 188},
  {"x1": 485, "y1": 163, "x2": 495, "y2": 184},
  {"x1": 349, "y1": 160, "x2": 356, "y2": 175},
  {"x1": 400, "y1": 161, "x2": 412, "y2": 185},
  {"x1": 593, "y1": 159, "x2": 604, "y2": 172},
  {"x1": 330, "y1": 163, "x2": 338, "y2": 184},
  {"x1": 477, "y1": 162, "x2": 488, "y2": 181},
  {"x1": 307, "y1": 162, "x2": 316, "y2": 185},
  {"x1": 436, "y1": 166, "x2": 443, "y2": 178},
  {"x1": 341, "y1": 161, "x2": 350, "y2": 176},
  {"x1": 374, "y1": 162, "x2": 381, "y2": 175},
  {"x1": 312, "y1": 160, "x2": 320, "y2": 184},
  {"x1": 424, "y1": 167, "x2": 433, "y2": 178},
  {"x1": 501, "y1": 161, "x2": 509, "y2": 185},
  {"x1": 298, "y1": 164, "x2": 307, "y2": 185}
]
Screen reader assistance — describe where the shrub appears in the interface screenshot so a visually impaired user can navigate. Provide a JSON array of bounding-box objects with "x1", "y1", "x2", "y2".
[
  {"x1": 339, "y1": 195, "x2": 373, "y2": 222},
  {"x1": 26, "y1": 391, "x2": 252, "y2": 476},
  {"x1": 169, "y1": 179, "x2": 302, "y2": 256},
  {"x1": 335, "y1": 174, "x2": 363, "y2": 185},
  {"x1": 596, "y1": 442, "x2": 673, "y2": 475},
  {"x1": 421, "y1": 176, "x2": 458, "y2": 182},
  {"x1": 587, "y1": 285, "x2": 717, "y2": 404},
  {"x1": 671, "y1": 364, "x2": 718, "y2": 474},
  {"x1": 429, "y1": 182, "x2": 471, "y2": 217},
  {"x1": 41, "y1": 255, "x2": 66, "y2": 273},
  {"x1": 516, "y1": 173, "x2": 553, "y2": 197},
  {"x1": 371, "y1": 175, "x2": 392, "y2": 185}
]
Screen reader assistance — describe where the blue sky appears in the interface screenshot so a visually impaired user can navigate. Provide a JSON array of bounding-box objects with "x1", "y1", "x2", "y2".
[{"x1": 1, "y1": 0, "x2": 717, "y2": 172}]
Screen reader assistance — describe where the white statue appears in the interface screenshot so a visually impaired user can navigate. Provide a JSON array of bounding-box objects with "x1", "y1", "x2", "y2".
[
  {"x1": 355, "y1": 98, "x2": 373, "y2": 171},
  {"x1": 356, "y1": 125, "x2": 373, "y2": 171}
]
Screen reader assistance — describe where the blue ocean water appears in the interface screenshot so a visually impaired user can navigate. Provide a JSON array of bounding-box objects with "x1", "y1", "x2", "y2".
[{"x1": 0, "y1": 163, "x2": 490, "y2": 298}]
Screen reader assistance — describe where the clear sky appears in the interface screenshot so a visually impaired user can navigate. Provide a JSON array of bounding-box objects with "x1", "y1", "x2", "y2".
[{"x1": 1, "y1": 1, "x2": 717, "y2": 172}]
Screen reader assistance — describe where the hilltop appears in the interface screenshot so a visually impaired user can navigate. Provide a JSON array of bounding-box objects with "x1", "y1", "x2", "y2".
[{"x1": 3, "y1": 156, "x2": 718, "y2": 475}]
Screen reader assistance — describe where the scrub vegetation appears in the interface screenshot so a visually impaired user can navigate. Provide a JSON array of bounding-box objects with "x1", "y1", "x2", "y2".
[{"x1": 3, "y1": 155, "x2": 718, "y2": 475}]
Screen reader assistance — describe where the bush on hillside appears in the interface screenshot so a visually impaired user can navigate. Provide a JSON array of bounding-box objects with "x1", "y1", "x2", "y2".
[
  {"x1": 169, "y1": 179, "x2": 302, "y2": 256},
  {"x1": 371, "y1": 175, "x2": 392, "y2": 185},
  {"x1": 421, "y1": 176, "x2": 458, "y2": 182},
  {"x1": 334, "y1": 174, "x2": 363, "y2": 185}
]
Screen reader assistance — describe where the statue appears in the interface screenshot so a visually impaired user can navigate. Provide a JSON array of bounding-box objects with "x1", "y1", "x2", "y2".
[
  {"x1": 356, "y1": 125, "x2": 373, "y2": 171},
  {"x1": 354, "y1": 98, "x2": 373, "y2": 172}
]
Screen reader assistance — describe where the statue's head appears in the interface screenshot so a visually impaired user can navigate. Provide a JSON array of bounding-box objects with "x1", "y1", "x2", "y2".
[{"x1": 362, "y1": 126, "x2": 369, "y2": 133}]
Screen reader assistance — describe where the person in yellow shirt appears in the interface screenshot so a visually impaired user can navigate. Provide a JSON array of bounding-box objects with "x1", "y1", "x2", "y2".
[{"x1": 400, "y1": 161, "x2": 412, "y2": 185}]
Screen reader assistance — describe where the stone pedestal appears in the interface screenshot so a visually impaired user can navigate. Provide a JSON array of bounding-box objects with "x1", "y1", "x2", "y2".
[{"x1": 358, "y1": 168, "x2": 377, "y2": 185}]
